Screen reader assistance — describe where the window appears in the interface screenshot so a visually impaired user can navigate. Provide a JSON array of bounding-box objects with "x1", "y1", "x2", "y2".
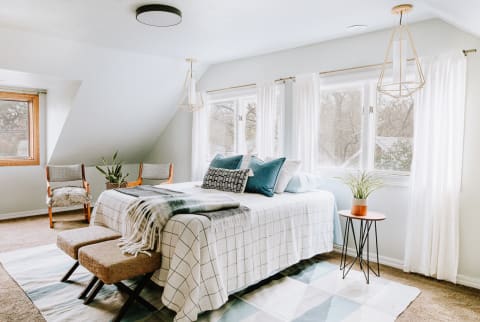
[
  {"x1": 374, "y1": 95, "x2": 413, "y2": 172},
  {"x1": 318, "y1": 85, "x2": 363, "y2": 168},
  {"x1": 317, "y1": 73, "x2": 414, "y2": 174},
  {"x1": 208, "y1": 91, "x2": 257, "y2": 158},
  {"x1": 0, "y1": 92, "x2": 40, "y2": 166}
]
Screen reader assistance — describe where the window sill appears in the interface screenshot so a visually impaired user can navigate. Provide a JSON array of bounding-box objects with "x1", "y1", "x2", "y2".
[
  {"x1": 0, "y1": 159, "x2": 40, "y2": 166},
  {"x1": 315, "y1": 167, "x2": 410, "y2": 188}
]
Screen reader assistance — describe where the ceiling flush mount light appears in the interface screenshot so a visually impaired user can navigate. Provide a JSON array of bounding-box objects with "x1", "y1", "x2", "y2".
[
  {"x1": 377, "y1": 4, "x2": 425, "y2": 99},
  {"x1": 178, "y1": 58, "x2": 203, "y2": 112},
  {"x1": 136, "y1": 4, "x2": 182, "y2": 27}
]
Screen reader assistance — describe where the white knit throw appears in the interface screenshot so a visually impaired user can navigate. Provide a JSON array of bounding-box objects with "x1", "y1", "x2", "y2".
[{"x1": 118, "y1": 194, "x2": 240, "y2": 256}]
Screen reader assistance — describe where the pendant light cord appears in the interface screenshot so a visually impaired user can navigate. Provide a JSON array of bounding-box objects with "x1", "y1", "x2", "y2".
[{"x1": 399, "y1": 11, "x2": 403, "y2": 26}]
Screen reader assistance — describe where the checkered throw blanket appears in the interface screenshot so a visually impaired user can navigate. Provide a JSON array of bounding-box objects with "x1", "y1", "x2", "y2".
[{"x1": 118, "y1": 188, "x2": 241, "y2": 256}]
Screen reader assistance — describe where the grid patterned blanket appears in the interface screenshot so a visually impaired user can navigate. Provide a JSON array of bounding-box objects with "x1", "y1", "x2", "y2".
[
  {"x1": 91, "y1": 182, "x2": 337, "y2": 322},
  {"x1": 117, "y1": 187, "x2": 242, "y2": 256}
]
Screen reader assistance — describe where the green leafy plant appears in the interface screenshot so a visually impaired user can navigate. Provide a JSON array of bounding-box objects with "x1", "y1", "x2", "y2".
[
  {"x1": 339, "y1": 171, "x2": 383, "y2": 199},
  {"x1": 95, "y1": 151, "x2": 129, "y2": 184}
]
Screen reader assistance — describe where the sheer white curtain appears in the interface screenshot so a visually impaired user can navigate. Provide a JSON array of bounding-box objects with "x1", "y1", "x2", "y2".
[
  {"x1": 191, "y1": 92, "x2": 209, "y2": 181},
  {"x1": 256, "y1": 82, "x2": 285, "y2": 158},
  {"x1": 292, "y1": 73, "x2": 320, "y2": 172},
  {"x1": 404, "y1": 53, "x2": 467, "y2": 283}
]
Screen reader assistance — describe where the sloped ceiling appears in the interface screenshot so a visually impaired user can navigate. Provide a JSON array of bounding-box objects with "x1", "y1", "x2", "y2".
[{"x1": 0, "y1": 0, "x2": 478, "y2": 165}]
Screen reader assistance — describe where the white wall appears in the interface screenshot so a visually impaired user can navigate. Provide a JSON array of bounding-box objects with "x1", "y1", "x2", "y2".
[
  {"x1": 0, "y1": 24, "x2": 206, "y2": 217},
  {"x1": 0, "y1": 163, "x2": 139, "y2": 217},
  {"x1": 148, "y1": 19, "x2": 480, "y2": 287}
]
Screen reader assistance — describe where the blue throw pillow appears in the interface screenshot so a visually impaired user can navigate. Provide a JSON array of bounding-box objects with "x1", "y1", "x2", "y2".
[
  {"x1": 245, "y1": 156, "x2": 286, "y2": 197},
  {"x1": 209, "y1": 154, "x2": 244, "y2": 170}
]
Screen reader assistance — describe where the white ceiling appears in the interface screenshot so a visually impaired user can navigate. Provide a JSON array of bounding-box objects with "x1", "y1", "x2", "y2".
[
  {"x1": 2, "y1": 0, "x2": 477, "y2": 64},
  {"x1": 0, "y1": 0, "x2": 478, "y2": 166}
]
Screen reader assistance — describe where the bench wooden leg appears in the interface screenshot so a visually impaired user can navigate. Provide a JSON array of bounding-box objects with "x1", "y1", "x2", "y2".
[
  {"x1": 112, "y1": 272, "x2": 155, "y2": 322},
  {"x1": 79, "y1": 276, "x2": 98, "y2": 299},
  {"x1": 84, "y1": 279, "x2": 104, "y2": 305},
  {"x1": 60, "y1": 261, "x2": 80, "y2": 282},
  {"x1": 114, "y1": 281, "x2": 157, "y2": 312}
]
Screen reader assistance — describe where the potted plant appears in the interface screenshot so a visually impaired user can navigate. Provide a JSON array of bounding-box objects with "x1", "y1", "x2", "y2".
[
  {"x1": 340, "y1": 171, "x2": 383, "y2": 216},
  {"x1": 96, "y1": 151, "x2": 129, "y2": 189}
]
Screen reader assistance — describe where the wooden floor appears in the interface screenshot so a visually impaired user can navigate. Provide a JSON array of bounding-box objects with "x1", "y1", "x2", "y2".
[{"x1": 0, "y1": 211, "x2": 479, "y2": 322}]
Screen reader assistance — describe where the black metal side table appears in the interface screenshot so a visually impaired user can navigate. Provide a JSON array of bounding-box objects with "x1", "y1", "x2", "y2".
[{"x1": 339, "y1": 210, "x2": 386, "y2": 284}]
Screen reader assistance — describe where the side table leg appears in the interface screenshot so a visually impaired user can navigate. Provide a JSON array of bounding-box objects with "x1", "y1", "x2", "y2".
[
  {"x1": 375, "y1": 221, "x2": 380, "y2": 277},
  {"x1": 340, "y1": 217, "x2": 349, "y2": 270},
  {"x1": 367, "y1": 221, "x2": 370, "y2": 284},
  {"x1": 342, "y1": 218, "x2": 351, "y2": 278}
]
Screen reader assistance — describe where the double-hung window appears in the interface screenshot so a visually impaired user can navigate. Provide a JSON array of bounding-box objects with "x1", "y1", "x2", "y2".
[
  {"x1": 0, "y1": 92, "x2": 40, "y2": 166},
  {"x1": 207, "y1": 89, "x2": 257, "y2": 158},
  {"x1": 317, "y1": 69, "x2": 414, "y2": 174}
]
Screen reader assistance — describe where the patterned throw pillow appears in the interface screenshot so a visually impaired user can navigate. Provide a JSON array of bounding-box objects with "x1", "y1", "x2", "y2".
[{"x1": 202, "y1": 167, "x2": 251, "y2": 193}]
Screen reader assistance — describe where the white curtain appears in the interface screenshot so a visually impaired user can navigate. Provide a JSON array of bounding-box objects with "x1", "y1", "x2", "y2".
[
  {"x1": 292, "y1": 73, "x2": 320, "y2": 172},
  {"x1": 404, "y1": 53, "x2": 467, "y2": 283},
  {"x1": 256, "y1": 82, "x2": 285, "y2": 158},
  {"x1": 191, "y1": 92, "x2": 209, "y2": 181}
]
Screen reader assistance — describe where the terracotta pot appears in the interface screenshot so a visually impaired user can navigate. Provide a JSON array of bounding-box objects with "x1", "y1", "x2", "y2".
[
  {"x1": 351, "y1": 198, "x2": 367, "y2": 216},
  {"x1": 105, "y1": 182, "x2": 128, "y2": 190}
]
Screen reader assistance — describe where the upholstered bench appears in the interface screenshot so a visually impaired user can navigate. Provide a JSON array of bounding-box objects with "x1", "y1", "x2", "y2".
[
  {"x1": 78, "y1": 239, "x2": 162, "y2": 322},
  {"x1": 56, "y1": 226, "x2": 122, "y2": 282}
]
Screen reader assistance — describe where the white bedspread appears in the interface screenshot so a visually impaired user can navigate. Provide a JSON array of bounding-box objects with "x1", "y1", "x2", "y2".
[{"x1": 91, "y1": 182, "x2": 338, "y2": 322}]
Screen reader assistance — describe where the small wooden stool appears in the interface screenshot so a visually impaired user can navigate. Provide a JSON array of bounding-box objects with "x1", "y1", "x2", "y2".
[
  {"x1": 78, "y1": 239, "x2": 162, "y2": 322},
  {"x1": 56, "y1": 226, "x2": 121, "y2": 282}
]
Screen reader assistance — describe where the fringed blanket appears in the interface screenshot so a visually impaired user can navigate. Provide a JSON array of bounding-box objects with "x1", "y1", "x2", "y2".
[
  {"x1": 115, "y1": 185, "x2": 183, "y2": 198},
  {"x1": 118, "y1": 187, "x2": 245, "y2": 256}
]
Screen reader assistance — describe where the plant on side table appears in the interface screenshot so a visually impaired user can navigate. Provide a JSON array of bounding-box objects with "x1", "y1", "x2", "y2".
[
  {"x1": 340, "y1": 171, "x2": 383, "y2": 216},
  {"x1": 96, "y1": 151, "x2": 129, "y2": 189}
]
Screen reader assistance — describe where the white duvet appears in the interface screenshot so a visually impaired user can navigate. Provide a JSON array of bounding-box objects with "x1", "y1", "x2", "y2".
[{"x1": 91, "y1": 182, "x2": 339, "y2": 322}]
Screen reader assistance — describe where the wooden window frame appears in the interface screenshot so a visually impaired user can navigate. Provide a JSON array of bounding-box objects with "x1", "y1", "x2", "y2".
[{"x1": 0, "y1": 92, "x2": 40, "y2": 166}]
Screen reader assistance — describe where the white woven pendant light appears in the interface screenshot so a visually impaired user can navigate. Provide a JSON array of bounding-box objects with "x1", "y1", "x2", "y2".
[{"x1": 178, "y1": 58, "x2": 204, "y2": 112}]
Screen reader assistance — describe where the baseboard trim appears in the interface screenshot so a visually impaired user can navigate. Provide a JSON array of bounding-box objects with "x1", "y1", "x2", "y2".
[
  {"x1": 456, "y1": 274, "x2": 480, "y2": 289},
  {"x1": 0, "y1": 205, "x2": 87, "y2": 221},
  {"x1": 333, "y1": 244, "x2": 403, "y2": 270},
  {"x1": 333, "y1": 245, "x2": 479, "y2": 289}
]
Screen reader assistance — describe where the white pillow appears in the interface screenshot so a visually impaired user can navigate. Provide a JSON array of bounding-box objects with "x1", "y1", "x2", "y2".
[
  {"x1": 284, "y1": 172, "x2": 324, "y2": 193},
  {"x1": 266, "y1": 157, "x2": 301, "y2": 193},
  {"x1": 240, "y1": 154, "x2": 257, "y2": 169}
]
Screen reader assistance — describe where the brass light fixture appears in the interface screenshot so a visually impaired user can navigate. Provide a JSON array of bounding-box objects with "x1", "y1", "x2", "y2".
[
  {"x1": 377, "y1": 4, "x2": 425, "y2": 99},
  {"x1": 178, "y1": 58, "x2": 204, "y2": 112}
]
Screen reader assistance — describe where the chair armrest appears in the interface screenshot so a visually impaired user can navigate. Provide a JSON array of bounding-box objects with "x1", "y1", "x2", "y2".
[
  {"x1": 127, "y1": 179, "x2": 142, "y2": 187},
  {"x1": 47, "y1": 181, "x2": 52, "y2": 197},
  {"x1": 83, "y1": 180, "x2": 90, "y2": 193}
]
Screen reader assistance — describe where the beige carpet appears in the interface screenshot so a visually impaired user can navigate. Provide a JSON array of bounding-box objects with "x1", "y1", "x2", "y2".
[{"x1": 0, "y1": 211, "x2": 479, "y2": 322}]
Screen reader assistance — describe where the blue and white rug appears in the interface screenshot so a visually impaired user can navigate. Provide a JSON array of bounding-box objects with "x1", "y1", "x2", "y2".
[{"x1": 0, "y1": 244, "x2": 420, "y2": 322}]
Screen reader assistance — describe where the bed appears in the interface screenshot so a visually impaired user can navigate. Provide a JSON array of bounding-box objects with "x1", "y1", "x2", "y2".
[{"x1": 91, "y1": 181, "x2": 341, "y2": 322}]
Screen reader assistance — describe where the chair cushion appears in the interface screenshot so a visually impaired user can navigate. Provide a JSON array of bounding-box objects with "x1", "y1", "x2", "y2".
[
  {"x1": 47, "y1": 186, "x2": 91, "y2": 207},
  {"x1": 57, "y1": 226, "x2": 121, "y2": 259},
  {"x1": 78, "y1": 239, "x2": 162, "y2": 284},
  {"x1": 47, "y1": 164, "x2": 83, "y2": 182}
]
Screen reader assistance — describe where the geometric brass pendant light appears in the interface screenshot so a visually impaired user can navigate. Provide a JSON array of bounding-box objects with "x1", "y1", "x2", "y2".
[{"x1": 377, "y1": 4, "x2": 425, "y2": 99}]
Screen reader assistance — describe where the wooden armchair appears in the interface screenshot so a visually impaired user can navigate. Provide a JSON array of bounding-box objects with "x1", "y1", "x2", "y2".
[
  {"x1": 46, "y1": 164, "x2": 91, "y2": 228},
  {"x1": 127, "y1": 162, "x2": 174, "y2": 187}
]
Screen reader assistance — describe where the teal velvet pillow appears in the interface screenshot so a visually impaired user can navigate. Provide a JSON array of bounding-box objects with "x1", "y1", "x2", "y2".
[
  {"x1": 209, "y1": 154, "x2": 244, "y2": 170},
  {"x1": 245, "y1": 156, "x2": 286, "y2": 197}
]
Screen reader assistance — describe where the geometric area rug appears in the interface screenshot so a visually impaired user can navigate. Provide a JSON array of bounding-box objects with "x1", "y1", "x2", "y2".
[{"x1": 0, "y1": 244, "x2": 420, "y2": 322}]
